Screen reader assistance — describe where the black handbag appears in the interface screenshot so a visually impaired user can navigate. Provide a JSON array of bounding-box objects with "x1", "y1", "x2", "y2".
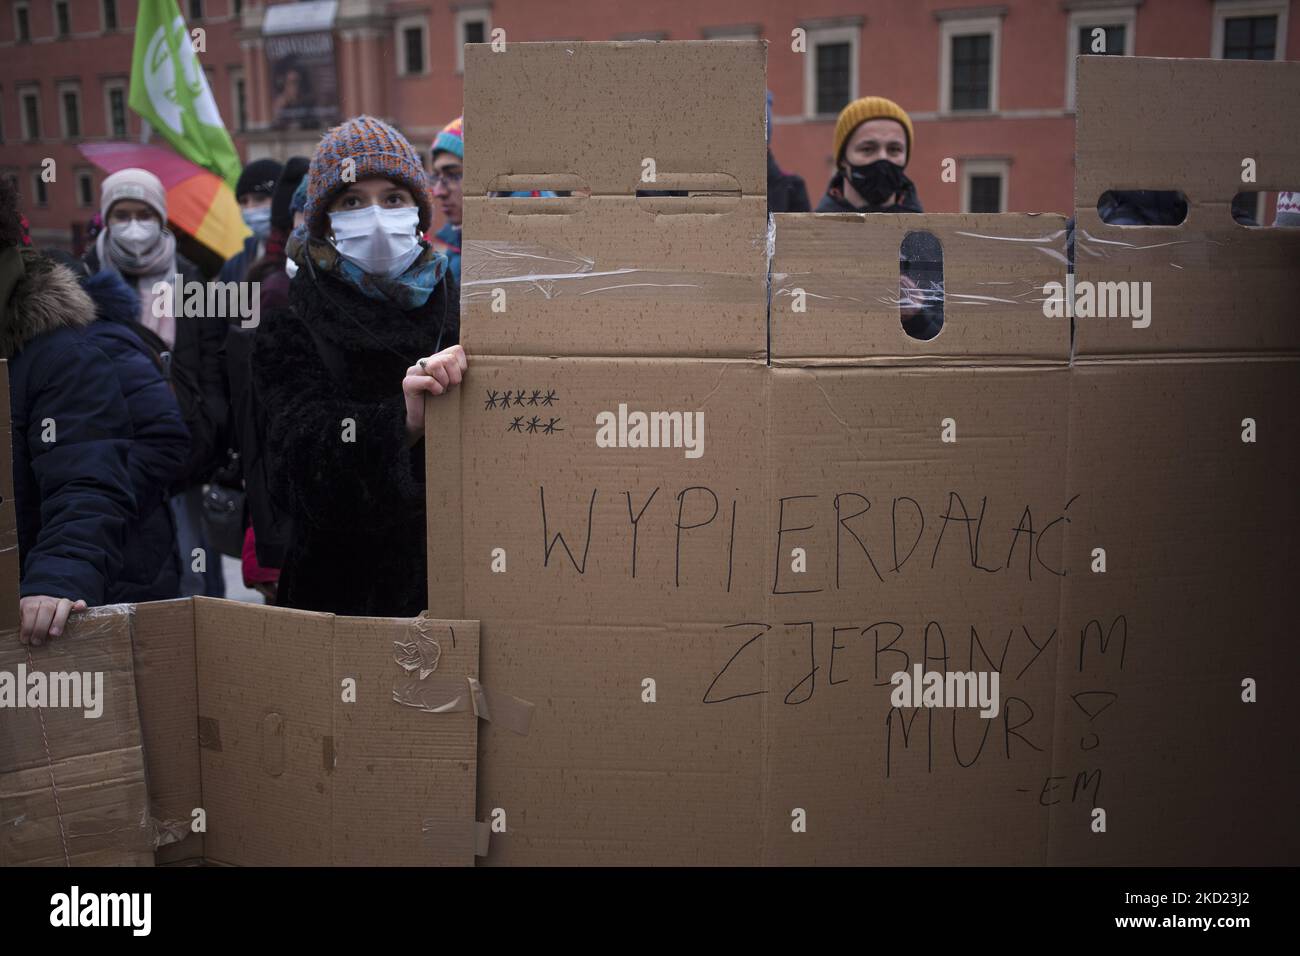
[{"x1": 201, "y1": 449, "x2": 247, "y2": 559}]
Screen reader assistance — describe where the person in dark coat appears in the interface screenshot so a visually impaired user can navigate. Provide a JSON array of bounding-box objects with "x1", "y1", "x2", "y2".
[
  {"x1": 228, "y1": 156, "x2": 310, "y2": 600},
  {"x1": 0, "y1": 181, "x2": 135, "y2": 644},
  {"x1": 83, "y1": 169, "x2": 228, "y2": 488},
  {"x1": 252, "y1": 115, "x2": 464, "y2": 616},
  {"x1": 218, "y1": 158, "x2": 284, "y2": 284},
  {"x1": 768, "y1": 150, "x2": 811, "y2": 214},
  {"x1": 84, "y1": 168, "x2": 230, "y2": 598},
  {"x1": 766, "y1": 91, "x2": 810, "y2": 214},
  {"x1": 47, "y1": 252, "x2": 191, "y2": 603}
]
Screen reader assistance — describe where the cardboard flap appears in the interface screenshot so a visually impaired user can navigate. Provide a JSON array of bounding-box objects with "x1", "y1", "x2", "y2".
[
  {"x1": 464, "y1": 41, "x2": 766, "y2": 198},
  {"x1": 190, "y1": 599, "x2": 482, "y2": 866},
  {"x1": 1076, "y1": 56, "x2": 1300, "y2": 205},
  {"x1": 771, "y1": 213, "x2": 1069, "y2": 365},
  {"x1": 0, "y1": 606, "x2": 154, "y2": 866},
  {"x1": 1073, "y1": 57, "x2": 1300, "y2": 358}
]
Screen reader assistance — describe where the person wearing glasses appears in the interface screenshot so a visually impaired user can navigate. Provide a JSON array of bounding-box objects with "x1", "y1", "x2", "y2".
[
  {"x1": 430, "y1": 117, "x2": 466, "y2": 282},
  {"x1": 429, "y1": 116, "x2": 557, "y2": 284}
]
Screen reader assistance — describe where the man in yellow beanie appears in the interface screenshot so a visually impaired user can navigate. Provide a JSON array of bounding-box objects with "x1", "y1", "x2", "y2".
[
  {"x1": 816, "y1": 96, "x2": 944, "y2": 341},
  {"x1": 815, "y1": 96, "x2": 921, "y2": 214}
]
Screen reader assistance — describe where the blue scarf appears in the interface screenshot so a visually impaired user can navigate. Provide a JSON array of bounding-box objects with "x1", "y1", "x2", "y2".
[{"x1": 286, "y1": 224, "x2": 448, "y2": 310}]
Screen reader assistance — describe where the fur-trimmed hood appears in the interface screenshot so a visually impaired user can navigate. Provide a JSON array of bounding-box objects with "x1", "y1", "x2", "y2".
[{"x1": 0, "y1": 247, "x2": 95, "y2": 359}]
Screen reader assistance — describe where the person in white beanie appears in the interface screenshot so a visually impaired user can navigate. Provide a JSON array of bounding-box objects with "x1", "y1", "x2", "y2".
[{"x1": 83, "y1": 167, "x2": 231, "y2": 599}]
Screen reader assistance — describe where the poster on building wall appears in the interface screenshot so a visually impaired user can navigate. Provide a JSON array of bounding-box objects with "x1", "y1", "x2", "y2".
[{"x1": 266, "y1": 29, "x2": 339, "y2": 131}]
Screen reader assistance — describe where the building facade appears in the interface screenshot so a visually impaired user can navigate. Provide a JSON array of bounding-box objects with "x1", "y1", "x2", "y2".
[{"x1": 2, "y1": 0, "x2": 1295, "y2": 248}]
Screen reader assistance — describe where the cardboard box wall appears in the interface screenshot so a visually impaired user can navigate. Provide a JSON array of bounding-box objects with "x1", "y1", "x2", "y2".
[
  {"x1": 427, "y1": 43, "x2": 1300, "y2": 864},
  {"x1": 1, "y1": 44, "x2": 1295, "y2": 869}
]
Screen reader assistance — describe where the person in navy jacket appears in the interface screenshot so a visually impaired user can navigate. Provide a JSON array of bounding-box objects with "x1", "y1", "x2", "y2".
[
  {"x1": 0, "y1": 181, "x2": 135, "y2": 644},
  {"x1": 48, "y1": 251, "x2": 191, "y2": 603}
]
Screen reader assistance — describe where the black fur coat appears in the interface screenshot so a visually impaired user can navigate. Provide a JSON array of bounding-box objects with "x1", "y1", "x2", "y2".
[{"x1": 250, "y1": 267, "x2": 458, "y2": 616}]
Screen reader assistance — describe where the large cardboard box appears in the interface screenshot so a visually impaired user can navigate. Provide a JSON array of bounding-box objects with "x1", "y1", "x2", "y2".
[
  {"x1": 2, "y1": 595, "x2": 483, "y2": 866},
  {"x1": 427, "y1": 43, "x2": 1299, "y2": 865}
]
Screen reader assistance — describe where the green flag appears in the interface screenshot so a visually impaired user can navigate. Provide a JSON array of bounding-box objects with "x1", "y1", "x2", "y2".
[{"x1": 129, "y1": 0, "x2": 242, "y2": 186}]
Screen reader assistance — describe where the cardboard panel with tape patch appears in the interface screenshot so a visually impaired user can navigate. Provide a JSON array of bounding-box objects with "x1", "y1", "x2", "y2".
[{"x1": 191, "y1": 599, "x2": 481, "y2": 866}]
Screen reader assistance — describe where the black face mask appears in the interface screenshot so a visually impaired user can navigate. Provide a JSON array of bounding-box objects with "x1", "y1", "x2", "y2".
[{"x1": 845, "y1": 158, "x2": 912, "y2": 209}]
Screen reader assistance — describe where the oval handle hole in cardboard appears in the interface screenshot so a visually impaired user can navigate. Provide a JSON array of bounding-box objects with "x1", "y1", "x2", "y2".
[
  {"x1": 1095, "y1": 189, "x2": 1189, "y2": 226},
  {"x1": 899, "y1": 230, "x2": 944, "y2": 342},
  {"x1": 486, "y1": 174, "x2": 589, "y2": 215},
  {"x1": 1229, "y1": 191, "x2": 1280, "y2": 228},
  {"x1": 636, "y1": 172, "x2": 741, "y2": 215}
]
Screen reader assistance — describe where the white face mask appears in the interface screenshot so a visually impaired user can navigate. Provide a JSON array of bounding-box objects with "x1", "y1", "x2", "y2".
[
  {"x1": 113, "y1": 219, "x2": 161, "y2": 256},
  {"x1": 327, "y1": 205, "x2": 422, "y2": 278},
  {"x1": 285, "y1": 257, "x2": 299, "y2": 278}
]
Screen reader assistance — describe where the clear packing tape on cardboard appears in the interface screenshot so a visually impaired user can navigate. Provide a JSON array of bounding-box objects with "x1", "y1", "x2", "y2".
[
  {"x1": 770, "y1": 212, "x2": 1070, "y2": 365},
  {"x1": 462, "y1": 238, "x2": 768, "y2": 307},
  {"x1": 392, "y1": 618, "x2": 533, "y2": 735}
]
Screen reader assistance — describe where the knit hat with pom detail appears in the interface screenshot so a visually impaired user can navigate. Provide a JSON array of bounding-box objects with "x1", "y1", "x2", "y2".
[
  {"x1": 304, "y1": 115, "x2": 434, "y2": 238},
  {"x1": 431, "y1": 116, "x2": 464, "y2": 161},
  {"x1": 832, "y1": 96, "x2": 915, "y2": 168}
]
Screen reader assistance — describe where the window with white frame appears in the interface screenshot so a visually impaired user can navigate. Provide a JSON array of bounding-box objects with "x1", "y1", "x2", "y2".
[
  {"x1": 961, "y1": 159, "x2": 1010, "y2": 213},
  {"x1": 455, "y1": 6, "x2": 491, "y2": 74},
  {"x1": 104, "y1": 80, "x2": 128, "y2": 138},
  {"x1": 20, "y1": 87, "x2": 41, "y2": 141},
  {"x1": 76, "y1": 169, "x2": 94, "y2": 207},
  {"x1": 54, "y1": 0, "x2": 71, "y2": 38},
  {"x1": 31, "y1": 169, "x2": 48, "y2": 207},
  {"x1": 230, "y1": 71, "x2": 246, "y2": 132},
  {"x1": 940, "y1": 14, "x2": 1002, "y2": 113},
  {"x1": 58, "y1": 82, "x2": 81, "y2": 139},
  {"x1": 15, "y1": 3, "x2": 31, "y2": 43},
  {"x1": 1066, "y1": 6, "x2": 1136, "y2": 109},
  {"x1": 396, "y1": 16, "x2": 429, "y2": 76},
  {"x1": 1212, "y1": 1, "x2": 1287, "y2": 59},
  {"x1": 102, "y1": 0, "x2": 118, "y2": 32},
  {"x1": 189, "y1": 0, "x2": 204, "y2": 22},
  {"x1": 801, "y1": 22, "x2": 860, "y2": 118}
]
